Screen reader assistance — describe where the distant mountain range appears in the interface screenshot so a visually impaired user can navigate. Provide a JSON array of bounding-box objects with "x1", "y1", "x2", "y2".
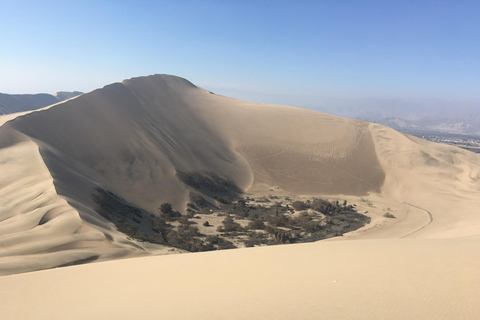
[
  {"x1": 310, "y1": 97, "x2": 480, "y2": 136},
  {"x1": 204, "y1": 87, "x2": 480, "y2": 137},
  {"x1": 3, "y1": 88, "x2": 479, "y2": 137},
  {"x1": 0, "y1": 91, "x2": 83, "y2": 115}
]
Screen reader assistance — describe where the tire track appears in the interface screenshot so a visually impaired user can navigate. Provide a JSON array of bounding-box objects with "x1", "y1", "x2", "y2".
[{"x1": 400, "y1": 202, "x2": 433, "y2": 238}]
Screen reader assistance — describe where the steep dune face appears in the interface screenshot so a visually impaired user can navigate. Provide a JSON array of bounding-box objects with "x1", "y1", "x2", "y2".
[
  {"x1": 121, "y1": 75, "x2": 385, "y2": 196},
  {"x1": 4, "y1": 76, "x2": 252, "y2": 214},
  {"x1": 179, "y1": 89, "x2": 385, "y2": 195}
]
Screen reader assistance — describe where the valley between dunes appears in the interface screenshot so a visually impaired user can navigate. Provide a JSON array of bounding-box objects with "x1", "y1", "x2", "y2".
[{"x1": 1, "y1": 75, "x2": 479, "y2": 319}]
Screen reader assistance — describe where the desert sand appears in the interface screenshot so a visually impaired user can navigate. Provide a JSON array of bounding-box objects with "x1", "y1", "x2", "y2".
[
  {"x1": 1, "y1": 75, "x2": 479, "y2": 319},
  {"x1": 1, "y1": 236, "x2": 479, "y2": 320}
]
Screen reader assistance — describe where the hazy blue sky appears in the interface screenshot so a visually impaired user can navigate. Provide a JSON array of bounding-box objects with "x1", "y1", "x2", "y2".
[{"x1": 1, "y1": 0, "x2": 479, "y2": 105}]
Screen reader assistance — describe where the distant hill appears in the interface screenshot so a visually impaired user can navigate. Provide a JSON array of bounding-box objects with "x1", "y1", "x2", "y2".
[
  {"x1": 202, "y1": 88, "x2": 480, "y2": 136},
  {"x1": 0, "y1": 91, "x2": 83, "y2": 115},
  {"x1": 311, "y1": 97, "x2": 480, "y2": 136}
]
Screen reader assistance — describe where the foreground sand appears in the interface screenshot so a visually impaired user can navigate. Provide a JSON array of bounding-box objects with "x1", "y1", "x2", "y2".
[{"x1": 1, "y1": 236, "x2": 479, "y2": 320}]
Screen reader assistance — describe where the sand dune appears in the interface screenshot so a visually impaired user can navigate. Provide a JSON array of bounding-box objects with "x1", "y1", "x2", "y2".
[
  {"x1": 0, "y1": 127, "x2": 150, "y2": 276},
  {"x1": 1, "y1": 237, "x2": 479, "y2": 320},
  {"x1": 0, "y1": 75, "x2": 389, "y2": 274},
  {"x1": 1, "y1": 74, "x2": 480, "y2": 318}
]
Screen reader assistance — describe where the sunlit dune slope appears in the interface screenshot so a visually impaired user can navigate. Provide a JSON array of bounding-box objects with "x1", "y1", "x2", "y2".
[{"x1": 1, "y1": 236, "x2": 479, "y2": 320}]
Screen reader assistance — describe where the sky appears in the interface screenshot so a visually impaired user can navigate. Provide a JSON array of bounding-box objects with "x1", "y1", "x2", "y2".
[{"x1": 1, "y1": 0, "x2": 479, "y2": 106}]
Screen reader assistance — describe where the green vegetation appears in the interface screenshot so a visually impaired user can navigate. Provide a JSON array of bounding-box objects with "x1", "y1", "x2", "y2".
[
  {"x1": 189, "y1": 192, "x2": 207, "y2": 208},
  {"x1": 213, "y1": 197, "x2": 369, "y2": 246},
  {"x1": 217, "y1": 216, "x2": 243, "y2": 232},
  {"x1": 291, "y1": 200, "x2": 307, "y2": 211},
  {"x1": 93, "y1": 187, "x2": 370, "y2": 252},
  {"x1": 247, "y1": 219, "x2": 266, "y2": 230},
  {"x1": 384, "y1": 212, "x2": 396, "y2": 218},
  {"x1": 160, "y1": 203, "x2": 172, "y2": 214},
  {"x1": 92, "y1": 188, "x2": 237, "y2": 252}
]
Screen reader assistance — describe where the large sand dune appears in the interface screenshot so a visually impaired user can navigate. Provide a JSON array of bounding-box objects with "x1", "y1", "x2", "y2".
[
  {"x1": 1, "y1": 75, "x2": 479, "y2": 318},
  {"x1": 0, "y1": 75, "x2": 388, "y2": 274}
]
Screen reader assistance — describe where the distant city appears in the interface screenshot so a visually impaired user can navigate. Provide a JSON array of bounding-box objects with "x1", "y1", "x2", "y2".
[
  {"x1": 307, "y1": 97, "x2": 480, "y2": 154},
  {"x1": 403, "y1": 130, "x2": 480, "y2": 153}
]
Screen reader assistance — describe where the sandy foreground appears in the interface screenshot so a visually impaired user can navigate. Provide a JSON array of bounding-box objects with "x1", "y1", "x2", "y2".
[
  {"x1": 1, "y1": 75, "x2": 480, "y2": 319},
  {"x1": 1, "y1": 237, "x2": 479, "y2": 320}
]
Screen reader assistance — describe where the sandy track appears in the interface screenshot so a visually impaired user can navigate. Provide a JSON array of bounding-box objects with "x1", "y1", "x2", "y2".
[{"x1": 401, "y1": 202, "x2": 434, "y2": 238}]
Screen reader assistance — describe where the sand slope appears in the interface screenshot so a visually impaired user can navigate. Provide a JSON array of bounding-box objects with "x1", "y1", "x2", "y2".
[
  {"x1": 0, "y1": 126, "x2": 151, "y2": 276},
  {"x1": 370, "y1": 123, "x2": 480, "y2": 239},
  {"x1": 1, "y1": 237, "x2": 479, "y2": 320},
  {"x1": 1, "y1": 74, "x2": 480, "y2": 318}
]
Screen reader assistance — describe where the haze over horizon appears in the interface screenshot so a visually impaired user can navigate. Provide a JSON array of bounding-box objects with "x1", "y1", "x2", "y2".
[{"x1": 2, "y1": 1, "x2": 479, "y2": 106}]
